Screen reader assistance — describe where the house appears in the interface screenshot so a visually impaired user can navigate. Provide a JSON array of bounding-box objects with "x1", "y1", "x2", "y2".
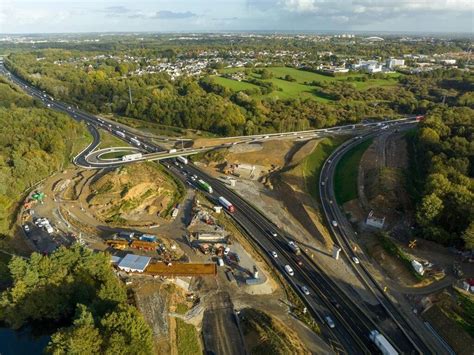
[{"x1": 366, "y1": 210, "x2": 385, "y2": 229}]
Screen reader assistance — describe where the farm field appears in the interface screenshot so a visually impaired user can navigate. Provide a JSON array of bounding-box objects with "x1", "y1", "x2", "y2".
[{"x1": 215, "y1": 66, "x2": 400, "y2": 102}]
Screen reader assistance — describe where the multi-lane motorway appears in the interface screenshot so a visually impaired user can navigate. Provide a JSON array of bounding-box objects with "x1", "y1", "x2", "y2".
[{"x1": 1, "y1": 62, "x2": 439, "y2": 354}]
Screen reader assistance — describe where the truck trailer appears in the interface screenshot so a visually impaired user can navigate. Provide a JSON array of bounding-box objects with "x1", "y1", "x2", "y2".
[
  {"x1": 130, "y1": 138, "x2": 141, "y2": 146},
  {"x1": 177, "y1": 156, "x2": 188, "y2": 164},
  {"x1": 369, "y1": 330, "x2": 398, "y2": 355},
  {"x1": 122, "y1": 153, "x2": 142, "y2": 161},
  {"x1": 218, "y1": 196, "x2": 235, "y2": 213},
  {"x1": 197, "y1": 179, "x2": 213, "y2": 194},
  {"x1": 115, "y1": 131, "x2": 126, "y2": 138},
  {"x1": 288, "y1": 241, "x2": 301, "y2": 255}
]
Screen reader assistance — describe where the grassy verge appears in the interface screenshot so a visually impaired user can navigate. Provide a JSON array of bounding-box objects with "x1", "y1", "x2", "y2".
[
  {"x1": 69, "y1": 124, "x2": 93, "y2": 158},
  {"x1": 174, "y1": 303, "x2": 200, "y2": 355},
  {"x1": 98, "y1": 130, "x2": 131, "y2": 149},
  {"x1": 100, "y1": 151, "x2": 128, "y2": 160},
  {"x1": 334, "y1": 138, "x2": 373, "y2": 204},
  {"x1": 299, "y1": 137, "x2": 346, "y2": 199},
  {"x1": 451, "y1": 290, "x2": 474, "y2": 336},
  {"x1": 376, "y1": 232, "x2": 423, "y2": 280},
  {"x1": 240, "y1": 308, "x2": 307, "y2": 354}
]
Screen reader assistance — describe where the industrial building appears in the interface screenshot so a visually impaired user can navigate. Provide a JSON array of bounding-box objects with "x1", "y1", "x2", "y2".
[
  {"x1": 117, "y1": 254, "x2": 151, "y2": 273},
  {"x1": 386, "y1": 58, "x2": 405, "y2": 69}
]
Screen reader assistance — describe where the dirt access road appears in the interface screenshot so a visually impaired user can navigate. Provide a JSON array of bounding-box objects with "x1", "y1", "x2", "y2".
[{"x1": 202, "y1": 292, "x2": 247, "y2": 355}]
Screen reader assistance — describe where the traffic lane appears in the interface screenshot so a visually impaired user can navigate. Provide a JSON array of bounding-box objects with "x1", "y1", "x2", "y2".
[
  {"x1": 319, "y1": 129, "x2": 427, "y2": 354},
  {"x1": 169, "y1": 164, "x2": 358, "y2": 351},
  {"x1": 183, "y1": 167, "x2": 368, "y2": 353}
]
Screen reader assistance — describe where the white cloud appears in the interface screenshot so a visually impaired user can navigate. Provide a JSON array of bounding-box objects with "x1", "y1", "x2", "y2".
[{"x1": 279, "y1": 0, "x2": 474, "y2": 13}]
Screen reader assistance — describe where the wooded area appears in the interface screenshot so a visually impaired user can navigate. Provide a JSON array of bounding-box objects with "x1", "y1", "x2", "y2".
[
  {"x1": 415, "y1": 106, "x2": 473, "y2": 248},
  {"x1": 0, "y1": 245, "x2": 153, "y2": 354},
  {"x1": 0, "y1": 78, "x2": 87, "y2": 236}
]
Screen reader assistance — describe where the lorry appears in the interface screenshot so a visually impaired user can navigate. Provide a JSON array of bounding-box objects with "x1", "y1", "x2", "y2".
[
  {"x1": 122, "y1": 153, "x2": 142, "y2": 161},
  {"x1": 288, "y1": 241, "x2": 301, "y2": 255},
  {"x1": 218, "y1": 196, "x2": 235, "y2": 213},
  {"x1": 139, "y1": 234, "x2": 157, "y2": 243},
  {"x1": 130, "y1": 137, "x2": 141, "y2": 146},
  {"x1": 177, "y1": 156, "x2": 188, "y2": 165},
  {"x1": 369, "y1": 330, "x2": 398, "y2": 355},
  {"x1": 197, "y1": 179, "x2": 213, "y2": 194},
  {"x1": 115, "y1": 131, "x2": 126, "y2": 138}
]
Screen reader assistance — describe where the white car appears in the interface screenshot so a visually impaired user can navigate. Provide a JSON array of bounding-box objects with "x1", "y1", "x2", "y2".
[
  {"x1": 284, "y1": 265, "x2": 294, "y2": 276},
  {"x1": 270, "y1": 251, "x2": 278, "y2": 258},
  {"x1": 224, "y1": 247, "x2": 230, "y2": 256},
  {"x1": 352, "y1": 257, "x2": 360, "y2": 264},
  {"x1": 325, "y1": 316, "x2": 335, "y2": 328},
  {"x1": 332, "y1": 220, "x2": 338, "y2": 227},
  {"x1": 23, "y1": 225, "x2": 30, "y2": 232},
  {"x1": 301, "y1": 285, "x2": 310, "y2": 295}
]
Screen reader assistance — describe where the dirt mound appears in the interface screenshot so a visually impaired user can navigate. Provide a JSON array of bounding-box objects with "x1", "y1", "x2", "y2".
[{"x1": 88, "y1": 163, "x2": 176, "y2": 224}]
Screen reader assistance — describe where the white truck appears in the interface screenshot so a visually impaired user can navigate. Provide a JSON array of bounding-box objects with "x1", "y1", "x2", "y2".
[
  {"x1": 369, "y1": 330, "x2": 398, "y2": 355},
  {"x1": 169, "y1": 149, "x2": 177, "y2": 153},
  {"x1": 115, "y1": 131, "x2": 126, "y2": 138}
]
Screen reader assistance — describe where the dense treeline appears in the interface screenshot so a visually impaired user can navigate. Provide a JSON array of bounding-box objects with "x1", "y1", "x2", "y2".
[
  {"x1": 0, "y1": 245, "x2": 153, "y2": 354},
  {"x1": 0, "y1": 79, "x2": 87, "y2": 236},
  {"x1": 7, "y1": 50, "x2": 472, "y2": 138},
  {"x1": 415, "y1": 106, "x2": 473, "y2": 248}
]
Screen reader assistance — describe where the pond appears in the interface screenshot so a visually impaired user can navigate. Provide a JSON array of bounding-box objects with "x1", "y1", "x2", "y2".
[{"x1": 0, "y1": 327, "x2": 50, "y2": 354}]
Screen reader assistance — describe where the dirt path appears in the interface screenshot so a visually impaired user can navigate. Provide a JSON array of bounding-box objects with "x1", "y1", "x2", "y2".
[{"x1": 202, "y1": 292, "x2": 246, "y2": 355}]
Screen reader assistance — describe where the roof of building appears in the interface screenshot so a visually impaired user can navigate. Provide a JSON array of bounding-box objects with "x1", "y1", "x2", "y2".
[
  {"x1": 110, "y1": 255, "x2": 122, "y2": 264},
  {"x1": 118, "y1": 254, "x2": 151, "y2": 272}
]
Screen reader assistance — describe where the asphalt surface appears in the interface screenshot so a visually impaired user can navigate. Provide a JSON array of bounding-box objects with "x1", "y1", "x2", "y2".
[{"x1": 1, "y1": 62, "x2": 431, "y2": 354}]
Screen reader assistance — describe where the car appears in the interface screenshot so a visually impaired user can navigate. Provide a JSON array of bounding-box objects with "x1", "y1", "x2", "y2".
[
  {"x1": 23, "y1": 225, "x2": 30, "y2": 232},
  {"x1": 224, "y1": 247, "x2": 230, "y2": 256},
  {"x1": 301, "y1": 285, "x2": 310, "y2": 295},
  {"x1": 327, "y1": 159, "x2": 332, "y2": 164},
  {"x1": 321, "y1": 181, "x2": 325, "y2": 186},
  {"x1": 295, "y1": 257, "x2": 303, "y2": 266},
  {"x1": 270, "y1": 251, "x2": 278, "y2": 258},
  {"x1": 269, "y1": 231, "x2": 278, "y2": 237},
  {"x1": 352, "y1": 257, "x2": 360, "y2": 264},
  {"x1": 284, "y1": 265, "x2": 294, "y2": 276},
  {"x1": 331, "y1": 220, "x2": 338, "y2": 227},
  {"x1": 325, "y1": 316, "x2": 335, "y2": 328}
]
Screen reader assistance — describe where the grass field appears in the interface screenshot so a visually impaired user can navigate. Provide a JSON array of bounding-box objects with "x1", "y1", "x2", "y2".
[
  {"x1": 216, "y1": 66, "x2": 399, "y2": 101},
  {"x1": 334, "y1": 138, "x2": 373, "y2": 204}
]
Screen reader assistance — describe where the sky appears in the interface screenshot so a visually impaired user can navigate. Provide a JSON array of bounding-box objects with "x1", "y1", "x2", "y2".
[{"x1": 0, "y1": 0, "x2": 473, "y2": 34}]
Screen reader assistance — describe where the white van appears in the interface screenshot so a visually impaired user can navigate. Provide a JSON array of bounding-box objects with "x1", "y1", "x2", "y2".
[{"x1": 284, "y1": 265, "x2": 294, "y2": 276}]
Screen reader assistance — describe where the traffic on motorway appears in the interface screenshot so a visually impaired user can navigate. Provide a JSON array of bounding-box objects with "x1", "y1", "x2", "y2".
[{"x1": 1, "y1": 62, "x2": 434, "y2": 354}]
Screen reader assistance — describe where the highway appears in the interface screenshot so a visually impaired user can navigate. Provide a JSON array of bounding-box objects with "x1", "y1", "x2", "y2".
[
  {"x1": 319, "y1": 126, "x2": 445, "y2": 354},
  {"x1": 1, "y1": 62, "x2": 432, "y2": 354}
]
